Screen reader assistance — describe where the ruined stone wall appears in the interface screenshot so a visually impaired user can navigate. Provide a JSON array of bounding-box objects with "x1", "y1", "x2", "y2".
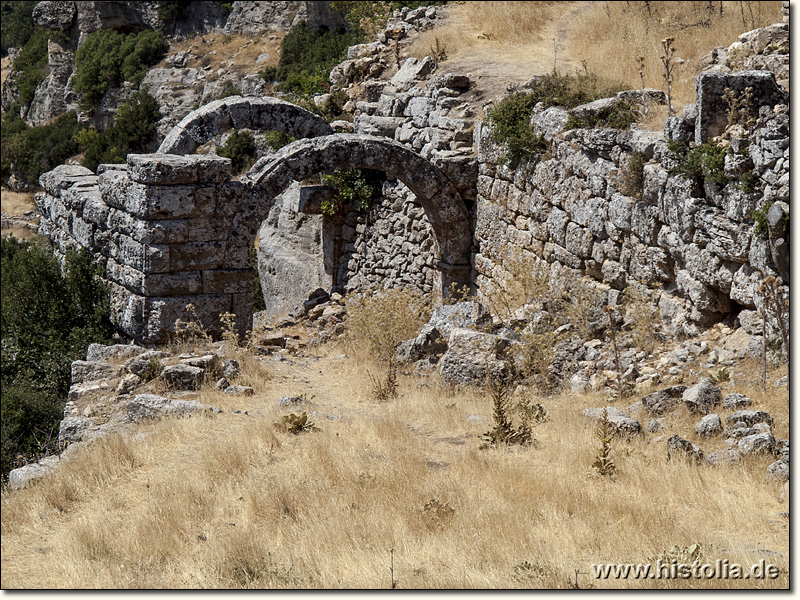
[
  {"x1": 36, "y1": 155, "x2": 255, "y2": 344},
  {"x1": 338, "y1": 180, "x2": 437, "y2": 295},
  {"x1": 472, "y1": 84, "x2": 789, "y2": 338}
]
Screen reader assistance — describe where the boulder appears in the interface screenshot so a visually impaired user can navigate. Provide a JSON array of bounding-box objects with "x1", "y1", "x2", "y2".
[
  {"x1": 438, "y1": 328, "x2": 508, "y2": 387},
  {"x1": 695, "y1": 414, "x2": 723, "y2": 438},
  {"x1": 162, "y1": 364, "x2": 204, "y2": 391},
  {"x1": 667, "y1": 434, "x2": 704, "y2": 462},
  {"x1": 71, "y1": 360, "x2": 125, "y2": 384},
  {"x1": 126, "y1": 393, "x2": 217, "y2": 423},
  {"x1": 725, "y1": 409, "x2": 773, "y2": 427},
  {"x1": 32, "y1": 1, "x2": 76, "y2": 30},
  {"x1": 722, "y1": 393, "x2": 752, "y2": 409},
  {"x1": 86, "y1": 343, "x2": 146, "y2": 362},
  {"x1": 737, "y1": 432, "x2": 776, "y2": 455},
  {"x1": 642, "y1": 385, "x2": 687, "y2": 416},
  {"x1": 582, "y1": 407, "x2": 642, "y2": 437},
  {"x1": 682, "y1": 378, "x2": 721, "y2": 415}
]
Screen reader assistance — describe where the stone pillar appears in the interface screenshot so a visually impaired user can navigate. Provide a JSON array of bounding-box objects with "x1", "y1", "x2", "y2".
[{"x1": 100, "y1": 153, "x2": 257, "y2": 344}]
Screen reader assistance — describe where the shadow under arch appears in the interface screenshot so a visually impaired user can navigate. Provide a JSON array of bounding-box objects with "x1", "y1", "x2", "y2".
[{"x1": 237, "y1": 133, "x2": 473, "y2": 295}]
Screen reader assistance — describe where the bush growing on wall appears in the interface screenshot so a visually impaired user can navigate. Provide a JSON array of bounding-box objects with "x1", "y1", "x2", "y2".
[
  {"x1": 486, "y1": 70, "x2": 627, "y2": 163},
  {"x1": 1, "y1": 238, "x2": 114, "y2": 477}
]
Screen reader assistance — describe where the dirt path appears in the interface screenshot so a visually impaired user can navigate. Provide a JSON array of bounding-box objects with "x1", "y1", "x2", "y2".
[{"x1": 436, "y1": 1, "x2": 597, "y2": 105}]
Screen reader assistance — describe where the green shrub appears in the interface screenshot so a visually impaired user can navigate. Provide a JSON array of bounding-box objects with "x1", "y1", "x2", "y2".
[
  {"x1": 320, "y1": 168, "x2": 384, "y2": 215},
  {"x1": 1, "y1": 110, "x2": 82, "y2": 183},
  {"x1": 82, "y1": 91, "x2": 161, "y2": 171},
  {"x1": 668, "y1": 140, "x2": 728, "y2": 185},
  {"x1": 485, "y1": 92, "x2": 547, "y2": 165},
  {"x1": 262, "y1": 21, "x2": 360, "y2": 96},
  {"x1": 1, "y1": 238, "x2": 114, "y2": 477},
  {"x1": 263, "y1": 130, "x2": 295, "y2": 151},
  {"x1": 73, "y1": 29, "x2": 168, "y2": 109},
  {"x1": 565, "y1": 100, "x2": 639, "y2": 130},
  {"x1": 486, "y1": 70, "x2": 627, "y2": 164},
  {"x1": 217, "y1": 130, "x2": 257, "y2": 174},
  {"x1": 1, "y1": 0, "x2": 38, "y2": 56},
  {"x1": 12, "y1": 27, "x2": 66, "y2": 107},
  {"x1": 157, "y1": 0, "x2": 191, "y2": 21}
]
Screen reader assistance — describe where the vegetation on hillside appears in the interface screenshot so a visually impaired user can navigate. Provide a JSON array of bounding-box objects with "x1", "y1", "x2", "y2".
[
  {"x1": 73, "y1": 29, "x2": 168, "y2": 109},
  {"x1": 79, "y1": 91, "x2": 162, "y2": 171},
  {"x1": 0, "y1": 0, "x2": 38, "y2": 57},
  {"x1": 260, "y1": 21, "x2": 360, "y2": 97},
  {"x1": 1, "y1": 107, "x2": 82, "y2": 183},
  {"x1": 1, "y1": 238, "x2": 114, "y2": 478}
]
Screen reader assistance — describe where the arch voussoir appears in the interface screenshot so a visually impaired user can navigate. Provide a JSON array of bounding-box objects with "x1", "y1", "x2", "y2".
[
  {"x1": 157, "y1": 96, "x2": 334, "y2": 155},
  {"x1": 245, "y1": 134, "x2": 473, "y2": 290}
]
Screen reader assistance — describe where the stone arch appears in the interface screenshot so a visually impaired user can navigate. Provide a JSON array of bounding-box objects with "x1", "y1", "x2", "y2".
[
  {"x1": 238, "y1": 133, "x2": 473, "y2": 293},
  {"x1": 157, "y1": 95, "x2": 334, "y2": 155}
]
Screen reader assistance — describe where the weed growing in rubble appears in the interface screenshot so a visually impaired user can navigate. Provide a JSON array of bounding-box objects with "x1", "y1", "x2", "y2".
[
  {"x1": 370, "y1": 353, "x2": 399, "y2": 402},
  {"x1": 173, "y1": 304, "x2": 212, "y2": 351},
  {"x1": 591, "y1": 408, "x2": 616, "y2": 478},
  {"x1": 343, "y1": 287, "x2": 432, "y2": 366},
  {"x1": 480, "y1": 375, "x2": 546, "y2": 448}
]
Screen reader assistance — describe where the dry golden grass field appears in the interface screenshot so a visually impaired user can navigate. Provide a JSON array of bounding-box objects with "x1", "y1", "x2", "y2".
[
  {"x1": 410, "y1": 1, "x2": 783, "y2": 123},
  {"x1": 0, "y1": 318, "x2": 790, "y2": 589},
  {"x1": 0, "y1": 1, "x2": 790, "y2": 590}
]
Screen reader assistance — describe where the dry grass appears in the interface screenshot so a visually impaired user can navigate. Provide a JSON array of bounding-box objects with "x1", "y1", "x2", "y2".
[
  {"x1": 568, "y1": 1, "x2": 784, "y2": 115},
  {"x1": 409, "y1": 1, "x2": 563, "y2": 56},
  {"x1": 1, "y1": 187, "x2": 40, "y2": 241},
  {"x1": 159, "y1": 32, "x2": 284, "y2": 79},
  {"x1": 0, "y1": 342, "x2": 789, "y2": 589}
]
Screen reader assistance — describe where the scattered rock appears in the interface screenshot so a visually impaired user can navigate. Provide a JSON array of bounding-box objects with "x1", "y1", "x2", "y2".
[
  {"x1": 126, "y1": 394, "x2": 218, "y2": 423},
  {"x1": 162, "y1": 364, "x2": 205, "y2": 391},
  {"x1": 722, "y1": 393, "x2": 752, "y2": 409},
  {"x1": 737, "y1": 432, "x2": 776, "y2": 455},
  {"x1": 642, "y1": 385, "x2": 687, "y2": 416},
  {"x1": 695, "y1": 414, "x2": 723, "y2": 438},
  {"x1": 582, "y1": 407, "x2": 642, "y2": 437},
  {"x1": 725, "y1": 409, "x2": 773, "y2": 427},
  {"x1": 223, "y1": 385, "x2": 254, "y2": 396},
  {"x1": 682, "y1": 378, "x2": 721, "y2": 415},
  {"x1": 221, "y1": 359, "x2": 241, "y2": 380},
  {"x1": 667, "y1": 434, "x2": 704, "y2": 462}
]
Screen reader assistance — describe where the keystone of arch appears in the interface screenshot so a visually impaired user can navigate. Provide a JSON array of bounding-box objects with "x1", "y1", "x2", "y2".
[
  {"x1": 247, "y1": 133, "x2": 473, "y2": 268},
  {"x1": 157, "y1": 96, "x2": 334, "y2": 155}
]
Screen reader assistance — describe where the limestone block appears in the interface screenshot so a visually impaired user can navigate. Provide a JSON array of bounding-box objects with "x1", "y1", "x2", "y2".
[
  {"x1": 106, "y1": 257, "x2": 145, "y2": 292},
  {"x1": 127, "y1": 153, "x2": 231, "y2": 185},
  {"x1": 142, "y1": 272, "x2": 203, "y2": 296},
  {"x1": 565, "y1": 222, "x2": 593, "y2": 258},
  {"x1": 108, "y1": 210, "x2": 189, "y2": 245},
  {"x1": 39, "y1": 164, "x2": 95, "y2": 196},
  {"x1": 168, "y1": 241, "x2": 227, "y2": 271},
  {"x1": 125, "y1": 182, "x2": 215, "y2": 220},
  {"x1": 201, "y1": 270, "x2": 252, "y2": 295},
  {"x1": 71, "y1": 360, "x2": 125, "y2": 384},
  {"x1": 143, "y1": 295, "x2": 231, "y2": 343},
  {"x1": 695, "y1": 71, "x2": 788, "y2": 143},
  {"x1": 111, "y1": 235, "x2": 170, "y2": 273}
]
